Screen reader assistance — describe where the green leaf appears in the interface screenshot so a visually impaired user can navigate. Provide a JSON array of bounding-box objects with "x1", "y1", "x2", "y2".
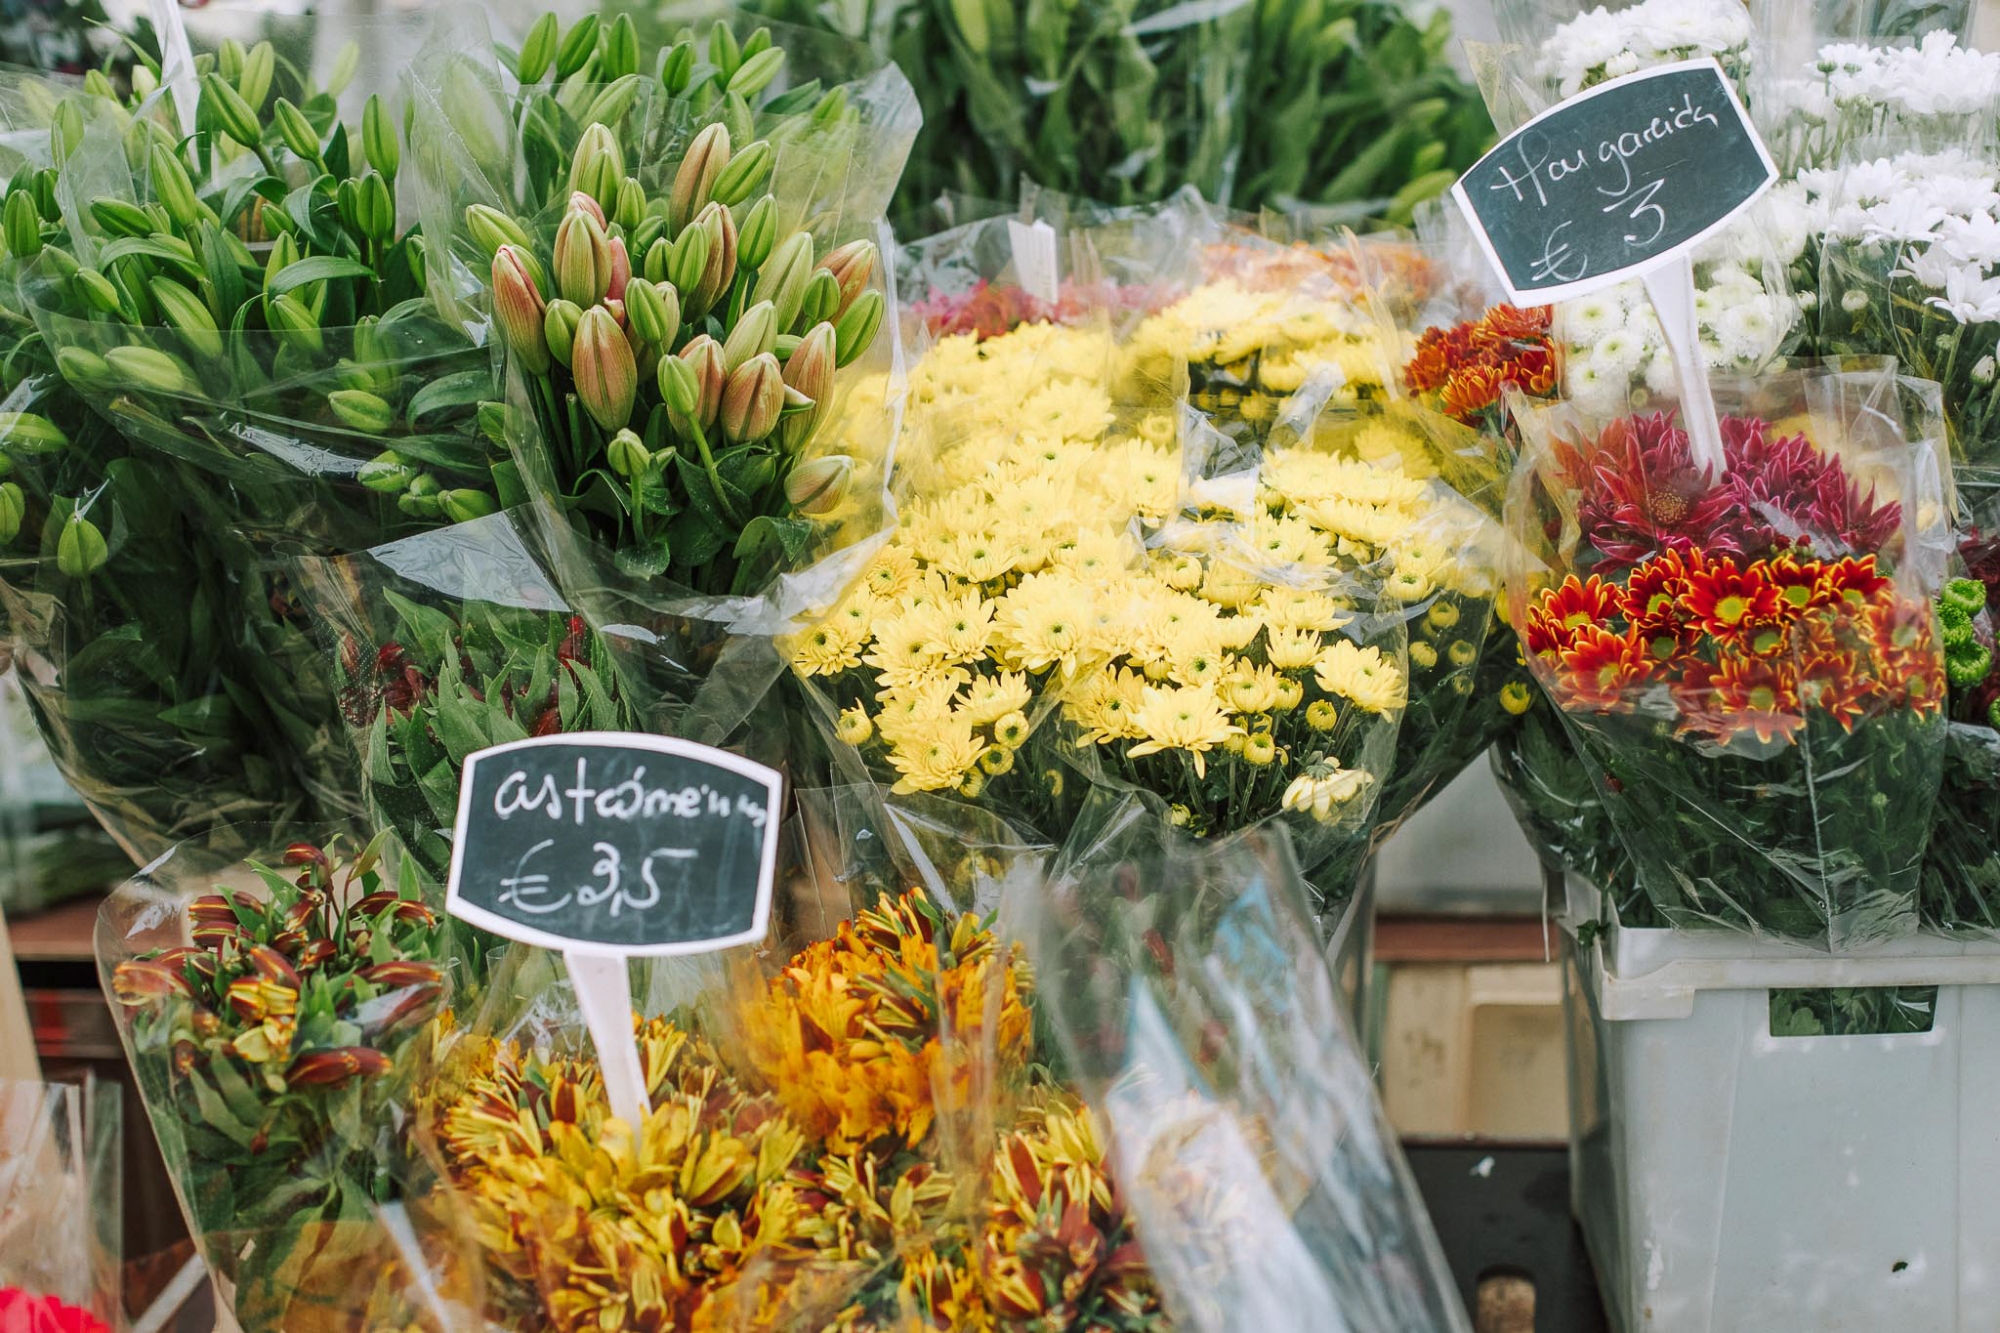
[
  {"x1": 266, "y1": 254, "x2": 377, "y2": 296},
  {"x1": 404, "y1": 368, "x2": 493, "y2": 426}
]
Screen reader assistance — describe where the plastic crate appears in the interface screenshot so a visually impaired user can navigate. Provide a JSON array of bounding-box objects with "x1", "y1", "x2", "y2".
[{"x1": 1562, "y1": 873, "x2": 2000, "y2": 1332}]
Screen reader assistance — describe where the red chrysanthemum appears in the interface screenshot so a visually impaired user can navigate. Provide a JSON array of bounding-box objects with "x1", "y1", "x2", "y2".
[
  {"x1": 1555, "y1": 624, "x2": 1654, "y2": 708},
  {"x1": 1526, "y1": 574, "x2": 1625, "y2": 656},
  {"x1": 1621, "y1": 550, "x2": 1699, "y2": 656},
  {"x1": 1819, "y1": 554, "x2": 1892, "y2": 607},
  {"x1": 1797, "y1": 649, "x2": 1873, "y2": 733},
  {"x1": 1575, "y1": 413, "x2": 1748, "y2": 570},
  {"x1": 1703, "y1": 653, "x2": 1805, "y2": 745},
  {"x1": 1681, "y1": 557, "x2": 1785, "y2": 650}
]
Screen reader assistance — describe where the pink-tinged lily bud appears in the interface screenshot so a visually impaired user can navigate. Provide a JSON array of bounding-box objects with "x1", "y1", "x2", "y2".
[
  {"x1": 690, "y1": 200, "x2": 737, "y2": 317},
  {"x1": 721, "y1": 300, "x2": 777, "y2": 373},
  {"x1": 606, "y1": 234, "x2": 631, "y2": 303},
  {"x1": 566, "y1": 190, "x2": 607, "y2": 228},
  {"x1": 818, "y1": 239, "x2": 878, "y2": 318},
  {"x1": 544, "y1": 299, "x2": 583, "y2": 367},
  {"x1": 780, "y1": 321, "x2": 836, "y2": 451},
  {"x1": 572, "y1": 305, "x2": 637, "y2": 431},
  {"x1": 111, "y1": 959, "x2": 195, "y2": 1004},
  {"x1": 785, "y1": 453, "x2": 852, "y2": 516},
  {"x1": 720, "y1": 352, "x2": 783, "y2": 444},
  {"x1": 491, "y1": 245, "x2": 551, "y2": 374},
  {"x1": 567, "y1": 123, "x2": 626, "y2": 214},
  {"x1": 624, "y1": 279, "x2": 680, "y2": 351},
  {"x1": 672, "y1": 335, "x2": 727, "y2": 432},
  {"x1": 751, "y1": 231, "x2": 815, "y2": 331},
  {"x1": 553, "y1": 209, "x2": 614, "y2": 307},
  {"x1": 670, "y1": 122, "x2": 731, "y2": 232}
]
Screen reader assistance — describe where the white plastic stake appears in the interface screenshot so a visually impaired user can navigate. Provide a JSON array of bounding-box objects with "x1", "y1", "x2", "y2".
[
  {"x1": 146, "y1": 0, "x2": 200, "y2": 134},
  {"x1": 564, "y1": 950, "x2": 649, "y2": 1126},
  {"x1": 1007, "y1": 219, "x2": 1060, "y2": 307},
  {"x1": 1642, "y1": 253, "x2": 1726, "y2": 476}
]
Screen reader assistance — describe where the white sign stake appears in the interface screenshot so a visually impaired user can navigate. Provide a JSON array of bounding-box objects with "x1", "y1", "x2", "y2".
[
  {"x1": 1642, "y1": 253, "x2": 1727, "y2": 475},
  {"x1": 564, "y1": 950, "x2": 649, "y2": 1125}
]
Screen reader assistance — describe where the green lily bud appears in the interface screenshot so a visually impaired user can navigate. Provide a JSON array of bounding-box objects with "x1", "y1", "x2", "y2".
[
  {"x1": 49, "y1": 99, "x2": 82, "y2": 162},
  {"x1": 554, "y1": 13, "x2": 600, "y2": 80},
  {"x1": 727, "y1": 48, "x2": 786, "y2": 99},
  {"x1": 105, "y1": 345, "x2": 189, "y2": 394},
  {"x1": 614, "y1": 177, "x2": 646, "y2": 233},
  {"x1": 477, "y1": 401, "x2": 513, "y2": 449},
  {"x1": 567, "y1": 123, "x2": 625, "y2": 213},
  {"x1": 360, "y1": 452, "x2": 426, "y2": 498},
  {"x1": 56, "y1": 513, "x2": 106, "y2": 577},
  {"x1": 949, "y1": 0, "x2": 990, "y2": 54},
  {"x1": 2, "y1": 192, "x2": 40, "y2": 258},
  {"x1": 328, "y1": 388, "x2": 394, "y2": 433},
  {"x1": 781, "y1": 321, "x2": 835, "y2": 450},
  {"x1": 239, "y1": 41, "x2": 275, "y2": 111},
  {"x1": 544, "y1": 298, "x2": 583, "y2": 367},
  {"x1": 721, "y1": 299, "x2": 777, "y2": 372},
  {"x1": 129, "y1": 65, "x2": 157, "y2": 103},
  {"x1": 325, "y1": 41, "x2": 360, "y2": 98},
  {"x1": 465, "y1": 204, "x2": 533, "y2": 261},
  {"x1": 399, "y1": 491, "x2": 441, "y2": 519},
  {"x1": 709, "y1": 139, "x2": 771, "y2": 209},
  {"x1": 669, "y1": 123, "x2": 730, "y2": 232},
  {"x1": 751, "y1": 232, "x2": 814, "y2": 331},
  {"x1": 73, "y1": 268, "x2": 122, "y2": 315},
  {"x1": 218, "y1": 38, "x2": 245, "y2": 83},
  {"x1": 606, "y1": 428, "x2": 649, "y2": 477},
  {"x1": 360, "y1": 171, "x2": 394, "y2": 243},
  {"x1": 362, "y1": 94, "x2": 399, "y2": 179},
  {"x1": 785, "y1": 453, "x2": 852, "y2": 516},
  {"x1": 633, "y1": 213, "x2": 666, "y2": 258},
  {"x1": 0, "y1": 412, "x2": 67, "y2": 454},
  {"x1": 83, "y1": 68, "x2": 114, "y2": 99},
  {"x1": 274, "y1": 98, "x2": 322, "y2": 164},
  {"x1": 553, "y1": 209, "x2": 614, "y2": 307},
  {"x1": 670, "y1": 335, "x2": 726, "y2": 431},
  {"x1": 834, "y1": 290, "x2": 883, "y2": 368},
  {"x1": 263, "y1": 232, "x2": 300, "y2": 292},
  {"x1": 819, "y1": 239, "x2": 878, "y2": 319},
  {"x1": 267, "y1": 291, "x2": 324, "y2": 357},
  {"x1": 151, "y1": 278, "x2": 223, "y2": 361},
  {"x1": 407, "y1": 472, "x2": 442, "y2": 500},
  {"x1": 54, "y1": 347, "x2": 109, "y2": 390},
  {"x1": 601, "y1": 14, "x2": 640, "y2": 81},
  {"x1": 660, "y1": 40, "x2": 695, "y2": 95},
  {"x1": 89, "y1": 197, "x2": 153, "y2": 240},
  {"x1": 667, "y1": 223, "x2": 709, "y2": 296},
  {"x1": 736, "y1": 196, "x2": 776, "y2": 272},
  {"x1": 720, "y1": 351, "x2": 782, "y2": 444},
  {"x1": 0, "y1": 483, "x2": 25, "y2": 542},
  {"x1": 708, "y1": 21, "x2": 741, "y2": 80},
  {"x1": 624, "y1": 278, "x2": 679, "y2": 351},
  {"x1": 643, "y1": 236, "x2": 671, "y2": 285},
  {"x1": 516, "y1": 13, "x2": 559, "y2": 83},
  {"x1": 774, "y1": 333, "x2": 802, "y2": 359},
  {"x1": 149, "y1": 143, "x2": 200, "y2": 231},
  {"x1": 720, "y1": 91, "x2": 754, "y2": 148},
  {"x1": 657, "y1": 355, "x2": 698, "y2": 420},
  {"x1": 796, "y1": 269, "x2": 841, "y2": 331},
  {"x1": 581, "y1": 74, "x2": 643, "y2": 132},
  {"x1": 354, "y1": 314, "x2": 389, "y2": 365},
  {"x1": 741, "y1": 25, "x2": 772, "y2": 59},
  {"x1": 572, "y1": 305, "x2": 637, "y2": 431},
  {"x1": 441, "y1": 488, "x2": 499, "y2": 523},
  {"x1": 202, "y1": 73, "x2": 262, "y2": 150},
  {"x1": 690, "y1": 200, "x2": 737, "y2": 316},
  {"x1": 493, "y1": 245, "x2": 551, "y2": 375}
]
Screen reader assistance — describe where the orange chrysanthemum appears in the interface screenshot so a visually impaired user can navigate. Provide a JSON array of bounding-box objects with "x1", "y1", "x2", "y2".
[
  {"x1": 1556, "y1": 624, "x2": 1654, "y2": 708},
  {"x1": 1526, "y1": 574, "x2": 1625, "y2": 656}
]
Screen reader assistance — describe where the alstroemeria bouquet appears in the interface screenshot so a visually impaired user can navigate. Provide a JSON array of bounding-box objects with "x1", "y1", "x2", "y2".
[
  {"x1": 99, "y1": 833, "x2": 448, "y2": 1331},
  {"x1": 1507, "y1": 371, "x2": 1950, "y2": 945}
]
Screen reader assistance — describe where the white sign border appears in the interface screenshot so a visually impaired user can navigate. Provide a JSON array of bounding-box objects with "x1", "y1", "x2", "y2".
[
  {"x1": 443, "y1": 730, "x2": 783, "y2": 958},
  {"x1": 1450, "y1": 57, "x2": 1779, "y2": 307}
]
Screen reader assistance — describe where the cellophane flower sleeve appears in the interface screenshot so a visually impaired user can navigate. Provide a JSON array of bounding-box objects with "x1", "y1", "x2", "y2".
[
  {"x1": 96, "y1": 826, "x2": 457, "y2": 1332},
  {"x1": 1922, "y1": 527, "x2": 2000, "y2": 931},
  {"x1": 1013, "y1": 788, "x2": 1470, "y2": 1333},
  {"x1": 1504, "y1": 360, "x2": 1954, "y2": 945},
  {"x1": 0, "y1": 1077, "x2": 119, "y2": 1333}
]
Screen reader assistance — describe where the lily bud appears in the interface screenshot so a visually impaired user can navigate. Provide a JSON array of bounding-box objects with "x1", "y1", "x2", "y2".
[
  {"x1": 554, "y1": 13, "x2": 600, "y2": 80},
  {"x1": 358, "y1": 450, "x2": 415, "y2": 493},
  {"x1": 544, "y1": 298, "x2": 583, "y2": 366},
  {"x1": 751, "y1": 232, "x2": 815, "y2": 331},
  {"x1": 363, "y1": 93, "x2": 399, "y2": 178},
  {"x1": 581, "y1": 74, "x2": 643, "y2": 132},
  {"x1": 710, "y1": 140, "x2": 773, "y2": 211},
  {"x1": 326, "y1": 41, "x2": 360, "y2": 98},
  {"x1": 477, "y1": 401, "x2": 513, "y2": 448},
  {"x1": 273, "y1": 98, "x2": 321, "y2": 164},
  {"x1": 56, "y1": 513, "x2": 106, "y2": 577},
  {"x1": 785, "y1": 454, "x2": 852, "y2": 515},
  {"x1": 441, "y1": 489, "x2": 499, "y2": 522},
  {"x1": 329, "y1": 388, "x2": 394, "y2": 432},
  {"x1": 553, "y1": 208, "x2": 614, "y2": 306},
  {"x1": 89, "y1": 197, "x2": 152, "y2": 240},
  {"x1": 667, "y1": 222, "x2": 709, "y2": 296},
  {"x1": 690, "y1": 200, "x2": 737, "y2": 316},
  {"x1": 643, "y1": 236, "x2": 671, "y2": 285},
  {"x1": 267, "y1": 291, "x2": 324, "y2": 357},
  {"x1": 720, "y1": 351, "x2": 782, "y2": 444},
  {"x1": 516, "y1": 12, "x2": 559, "y2": 83},
  {"x1": 105, "y1": 345, "x2": 189, "y2": 394},
  {"x1": 721, "y1": 299, "x2": 777, "y2": 372},
  {"x1": 624, "y1": 278, "x2": 679, "y2": 350},
  {"x1": 567, "y1": 123, "x2": 625, "y2": 213},
  {"x1": 658, "y1": 355, "x2": 698, "y2": 419},
  {"x1": 465, "y1": 204, "x2": 533, "y2": 261},
  {"x1": 566, "y1": 192, "x2": 606, "y2": 229},
  {"x1": 661, "y1": 39, "x2": 695, "y2": 95},
  {"x1": 2, "y1": 192, "x2": 40, "y2": 258},
  {"x1": 670, "y1": 335, "x2": 726, "y2": 431},
  {"x1": 492, "y1": 245, "x2": 551, "y2": 375},
  {"x1": 728, "y1": 48, "x2": 786, "y2": 100},
  {"x1": 602, "y1": 14, "x2": 640, "y2": 80},
  {"x1": 53, "y1": 347, "x2": 110, "y2": 390},
  {"x1": 606, "y1": 428, "x2": 649, "y2": 476},
  {"x1": 238, "y1": 41, "x2": 275, "y2": 112},
  {"x1": 149, "y1": 143, "x2": 200, "y2": 230},
  {"x1": 735, "y1": 195, "x2": 776, "y2": 271},
  {"x1": 606, "y1": 234, "x2": 630, "y2": 302},
  {"x1": 201, "y1": 73, "x2": 262, "y2": 149},
  {"x1": 347, "y1": 171, "x2": 394, "y2": 244},
  {"x1": 614, "y1": 177, "x2": 646, "y2": 233},
  {"x1": 834, "y1": 289, "x2": 883, "y2": 368},
  {"x1": 796, "y1": 269, "x2": 841, "y2": 331},
  {"x1": 819, "y1": 239, "x2": 878, "y2": 318},
  {"x1": 781, "y1": 321, "x2": 836, "y2": 449},
  {"x1": 670, "y1": 123, "x2": 730, "y2": 232},
  {"x1": 572, "y1": 305, "x2": 637, "y2": 431},
  {"x1": 0, "y1": 413, "x2": 65, "y2": 454},
  {"x1": 73, "y1": 268, "x2": 121, "y2": 315},
  {"x1": 151, "y1": 278, "x2": 223, "y2": 361},
  {"x1": 0, "y1": 483, "x2": 24, "y2": 542}
]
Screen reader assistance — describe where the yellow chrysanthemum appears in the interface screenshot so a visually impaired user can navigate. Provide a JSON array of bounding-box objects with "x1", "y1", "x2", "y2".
[
  {"x1": 1126, "y1": 684, "x2": 1243, "y2": 777},
  {"x1": 1314, "y1": 641, "x2": 1408, "y2": 714}
]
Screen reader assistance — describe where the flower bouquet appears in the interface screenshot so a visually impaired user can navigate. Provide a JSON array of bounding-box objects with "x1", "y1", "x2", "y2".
[
  {"x1": 1920, "y1": 536, "x2": 2000, "y2": 931},
  {"x1": 0, "y1": 1077, "x2": 119, "y2": 1333},
  {"x1": 98, "y1": 831, "x2": 451, "y2": 1330},
  {"x1": 1505, "y1": 362, "x2": 1951, "y2": 945}
]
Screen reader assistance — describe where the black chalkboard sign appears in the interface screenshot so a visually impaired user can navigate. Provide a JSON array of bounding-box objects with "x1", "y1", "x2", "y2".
[
  {"x1": 1452, "y1": 59, "x2": 1776, "y2": 304},
  {"x1": 445, "y1": 733, "x2": 781, "y2": 955}
]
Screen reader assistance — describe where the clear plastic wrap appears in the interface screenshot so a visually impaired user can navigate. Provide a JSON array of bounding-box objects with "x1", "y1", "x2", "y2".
[
  {"x1": 1014, "y1": 788, "x2": 1471, "y2": 1333},
  {"x1": 1486, "y1": 0, "x2": 1758, "y2": 112},
  {"x1": 1504, "y1": 360, "x2": 1954, "y2": 945},
  {"x1": 0, "y1": 1077, "x2": 119, "y2": 1333},
  {"x1": 1924, "y1": 530, "x2": 2000, "y2": 931},
  {"x1": 95, "y1": 826, "x2": 461, "y2": 1332}
]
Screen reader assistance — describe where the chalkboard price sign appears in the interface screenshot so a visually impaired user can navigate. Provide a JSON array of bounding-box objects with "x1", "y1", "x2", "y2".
[
  {"x1": 1451, "y1": 59, "x2": 1776, "y2": 305},
  {"x1": 445, "y1": 733, "x2": 781, "y2": 956}
]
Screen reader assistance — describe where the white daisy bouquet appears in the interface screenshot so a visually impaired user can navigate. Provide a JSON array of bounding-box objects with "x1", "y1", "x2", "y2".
[
  {"x1": 1492, "y1": 0, "x2": 1755, "y2": 103},
  {"x1": 1755, "y1": 31, "x2": 2000, "y2": 173}
]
